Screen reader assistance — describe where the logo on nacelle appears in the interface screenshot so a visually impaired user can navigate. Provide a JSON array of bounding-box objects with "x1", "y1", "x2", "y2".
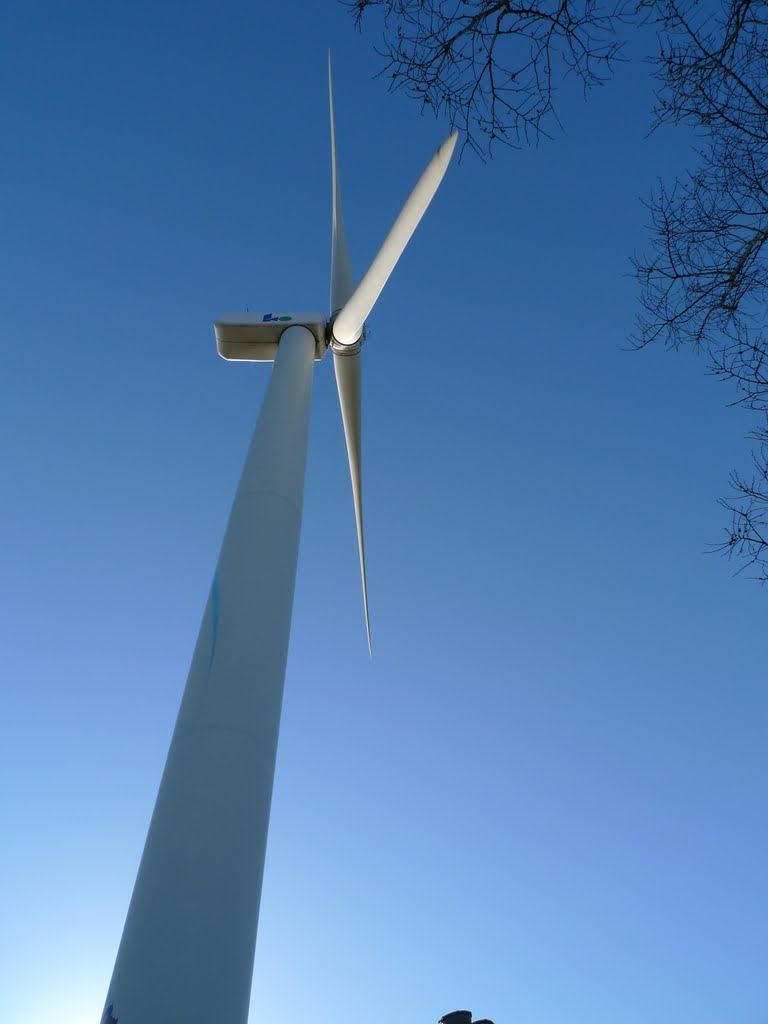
[{"x1": 262, "y1": 313, "x2": 293, "y2": 322}]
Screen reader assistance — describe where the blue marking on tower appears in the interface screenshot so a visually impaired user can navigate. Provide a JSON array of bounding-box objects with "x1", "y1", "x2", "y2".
[{"x1": 207, "y1": 572, "x2": 220, "y2": 678}]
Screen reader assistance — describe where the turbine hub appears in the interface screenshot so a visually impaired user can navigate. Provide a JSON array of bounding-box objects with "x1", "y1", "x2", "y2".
[{"x1": 328, "y1": 316, "x2": 366, "y2": 355}]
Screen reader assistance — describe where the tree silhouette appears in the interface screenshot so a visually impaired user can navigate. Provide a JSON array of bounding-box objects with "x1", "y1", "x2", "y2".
[{"x1": 350, "y1": 0, "x2": 768, "y2": 579}]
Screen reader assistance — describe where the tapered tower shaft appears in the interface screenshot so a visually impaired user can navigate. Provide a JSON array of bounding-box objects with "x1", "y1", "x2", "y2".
[{"x1": 102, "y1": 326, "x2": 316, "y2": 1024}]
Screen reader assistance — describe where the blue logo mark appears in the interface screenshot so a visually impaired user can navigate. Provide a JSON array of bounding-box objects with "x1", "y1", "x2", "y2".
[{"x1": 262, "y1": 313, "x2": 293, "y2": 322}]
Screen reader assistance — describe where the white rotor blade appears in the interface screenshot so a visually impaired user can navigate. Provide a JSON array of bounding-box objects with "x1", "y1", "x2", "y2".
[
  {"x1": 332, "y1": 129, "x2": 458, "y2": 346},
  {"x1": 333, "y1": 349, "x2": 372, "y2": 656},
  {"x1": 329, "y1": 53, "x2": 354, "y2": 314}
]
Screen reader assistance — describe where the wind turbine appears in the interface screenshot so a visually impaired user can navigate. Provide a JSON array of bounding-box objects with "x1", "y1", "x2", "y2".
[{"x1": 100, "y1": 57, "x2": 457, "y2": 1024}]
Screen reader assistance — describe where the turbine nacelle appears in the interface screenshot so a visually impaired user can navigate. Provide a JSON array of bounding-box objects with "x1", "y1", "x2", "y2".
[
  {"x1": 215, "y1": 312, "x2": 329, "y2": 362},
  {"x1": 215, "y1": 312, "x2": 366, "y2": 361}
]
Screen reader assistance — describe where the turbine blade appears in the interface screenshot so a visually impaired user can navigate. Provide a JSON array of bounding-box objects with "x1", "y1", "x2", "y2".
[
  {"x1": 329, "y1": 53, "x2": 355, "y2": 314},
  {"x1": 332, "y1": 130, "x2": 458, "y2": 347},
  {"x1": 333, "y1": 348, "x2": 372, "y2": 656}
]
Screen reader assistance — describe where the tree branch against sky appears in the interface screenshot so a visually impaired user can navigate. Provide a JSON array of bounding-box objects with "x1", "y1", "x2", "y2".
[
  {"x1": 633, "y1": 0, "x2": 768, "y2": 578},
  {"x1": 348, "y1": 0, "x2": 768, "y2": 580},
  {"x1": 345, "y1": 0, "x2": 631, "y2": 156}
]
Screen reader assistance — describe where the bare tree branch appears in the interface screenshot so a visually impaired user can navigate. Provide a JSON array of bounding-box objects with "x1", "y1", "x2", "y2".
[
  {"x1": 634, "y1": 0, "x2": 768, "y2": 577},
  {"x1": 712, "y1": 431, "x2": 768, "y2": 578},
  {"x1": 348, "y1": 0, "x2": 768, "y2": 580},
  {"x1": 345, "y1": 0, "x2": 631, "y2": 157}
]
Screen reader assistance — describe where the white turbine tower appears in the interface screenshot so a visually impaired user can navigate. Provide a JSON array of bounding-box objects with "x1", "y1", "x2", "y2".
[{"x1": 100, "y1": 57, "x2": 457, "y2": 1024}]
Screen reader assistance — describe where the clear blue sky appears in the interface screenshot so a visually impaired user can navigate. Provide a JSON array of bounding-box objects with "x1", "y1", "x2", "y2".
[{"x1": 1, "y1": 2, "x2": 766, "y2": 1022}]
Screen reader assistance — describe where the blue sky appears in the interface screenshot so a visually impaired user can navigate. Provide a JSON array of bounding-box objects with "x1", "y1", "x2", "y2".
[{"x1": 1, "y1": 2, "x2": 766, "y2": 1022}]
